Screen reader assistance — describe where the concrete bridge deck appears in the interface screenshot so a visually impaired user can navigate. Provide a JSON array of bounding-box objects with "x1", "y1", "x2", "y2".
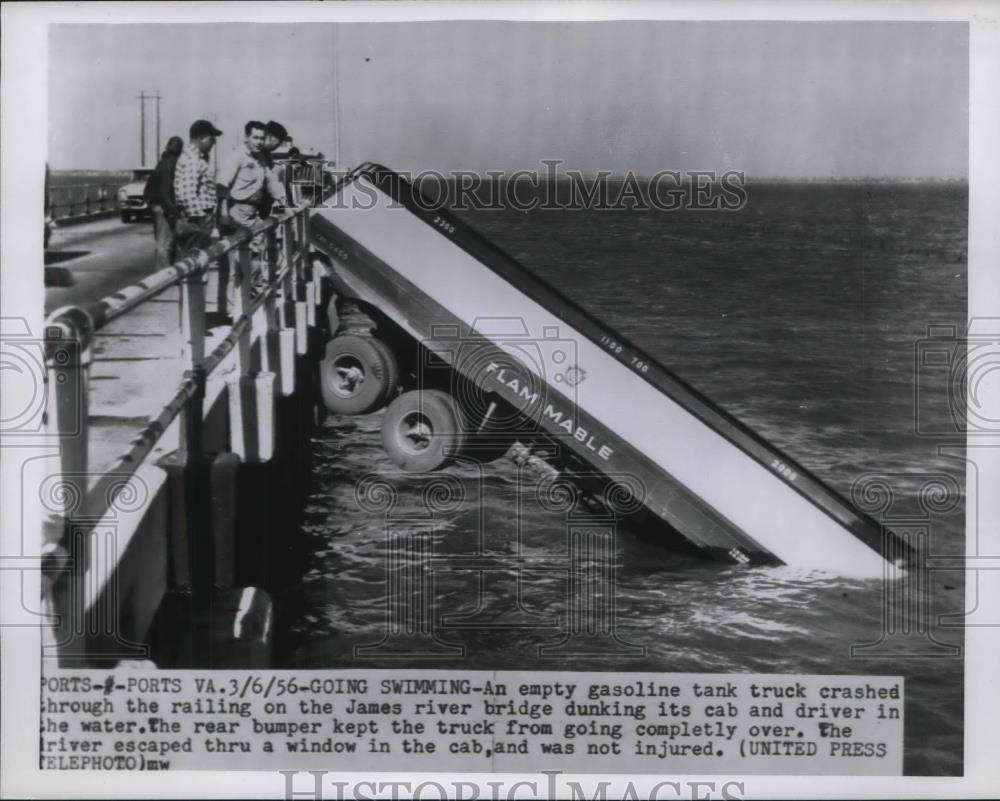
[
  {"x1": 46, "y1": 217, "x2": 253, "y2": 486},
  {"x1": 45, "y1": 217, "x2": 157, "y2": 312}
]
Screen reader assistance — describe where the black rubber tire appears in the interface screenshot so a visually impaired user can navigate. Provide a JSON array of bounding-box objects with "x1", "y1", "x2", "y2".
[
  {"x1": 121, "y1": 212, "x2": 132, "y2": 223},
  {"x1": 381, "y1": 390, "x2": 466, "y2": 472},
  {"x1": 325, "y1": 297, "x2": 340, "y2": 337},
  {"x1": 319, "y1": 335, "x2": 396, "y2": 415},
  {"x1": 367, "y1": 336, "x2": 400, "y2": 405}
]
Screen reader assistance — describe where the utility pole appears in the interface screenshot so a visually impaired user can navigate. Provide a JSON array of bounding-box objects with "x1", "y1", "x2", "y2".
[
  {"x1": 155, "y1": 91, "x2": 161, "y2": 156},
  {"x1": 138, "y1": 90, "x2": 147, "y2": 166},
  {"x1": 137, "y1": 90, "x2": 163, "y2": 165}
]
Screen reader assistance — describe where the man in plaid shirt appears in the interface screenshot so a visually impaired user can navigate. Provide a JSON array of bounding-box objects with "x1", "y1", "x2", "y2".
[{"x1": 173, "y1": 119, "x2": 222, "y2": 256}]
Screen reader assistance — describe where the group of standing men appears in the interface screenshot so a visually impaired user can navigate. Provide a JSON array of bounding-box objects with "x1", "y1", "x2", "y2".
[{"x1": 143, "y1": 118, "x2": 291, "y2": 270}]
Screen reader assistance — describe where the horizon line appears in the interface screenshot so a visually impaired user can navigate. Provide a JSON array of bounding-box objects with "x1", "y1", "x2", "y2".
[{"x1": 48, "y1": 166, "x2": 970, "y2": 184}]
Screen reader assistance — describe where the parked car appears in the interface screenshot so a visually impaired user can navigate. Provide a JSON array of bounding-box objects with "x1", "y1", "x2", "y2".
[{"x1": 117, "y1": 167, "x2": 155, "y2": 222}]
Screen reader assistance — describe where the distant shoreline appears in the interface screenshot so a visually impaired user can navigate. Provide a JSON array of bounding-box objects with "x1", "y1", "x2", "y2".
[
  {"x1": 50, "y1": 169, "x2": 131, "y2": 177},
  {"x1": 50, "y1": 169, "x2": 969, "y2": 184}
]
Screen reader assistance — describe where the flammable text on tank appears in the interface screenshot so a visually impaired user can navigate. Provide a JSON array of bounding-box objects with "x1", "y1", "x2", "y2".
[{"x1": 484, "y1": 361, "x2": 614, "y2": 460}]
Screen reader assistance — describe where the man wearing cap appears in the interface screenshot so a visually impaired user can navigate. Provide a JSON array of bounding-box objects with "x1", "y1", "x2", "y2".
[
  {"x1": 261, "y1": 120, "x2": 291, "y2": 214},
  {"x1": 173, "y1": 119, "x2": 222, "y2": 255},
  {"x1": 263, "y1": 120, "x2": 288, "y2": 157}
]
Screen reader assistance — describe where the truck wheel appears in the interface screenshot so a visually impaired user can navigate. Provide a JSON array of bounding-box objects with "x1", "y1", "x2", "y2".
[
  {"x1": 325, "y1": 297, "x2": 339, "y2": 336},
  {"x1": 381, "y1": 390, "x2": 465, "y2": 472},
  {"x1": 319, "y1": 335, "x2": 397, "y2": 415},
  {"x1": 121, "y1": 212, "x2": 133, "y2": 223},
  {"x1": 368, "y1": 336, "x2": 400, "y2": 405}
]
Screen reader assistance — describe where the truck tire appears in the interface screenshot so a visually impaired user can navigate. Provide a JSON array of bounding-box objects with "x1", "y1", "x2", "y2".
[
  {"x1": 325, "y1": 297, "x2": 340, "y2": 336},
  {"x1": 368, "y1": 336, "x2": 400, "y2": 405},
  {"x1": 319, "y1": 334, "x2": 397, "y2": 415},
  {"x1": 381, "y1": 390, "x2": 465, "y2": 472}
]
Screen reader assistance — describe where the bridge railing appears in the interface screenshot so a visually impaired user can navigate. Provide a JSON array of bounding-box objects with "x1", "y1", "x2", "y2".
[
  {"x1": 41, "y1": 204, "x2": 325, "y2": 662},
  {"x1": 47, "y1": 183, "x2": 126, "y2": 220}
]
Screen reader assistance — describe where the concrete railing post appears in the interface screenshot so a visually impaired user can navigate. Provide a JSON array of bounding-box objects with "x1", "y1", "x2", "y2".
[
  {"x1": 228, "y1": 240, "x2": 276, "y2": 463},
  {"x1": 300, "y1": 205, "x2": 312, "y2": 251},
  {"x1": 297, "y1": 212, "x2": 318, "y2": 327},
  {"x1": 265, "y1": 227, "x2": 296, "y2": 396},
  {"x1": 45, "y1": 309, "x2": 93, "y2": 508},
  {"x1": 161, "y1": 263, "x2": 213, "y2": 588},
  {"x1": 229, "y1": 372, "x2": 276, "y2": 463},
  {"x1": 44, "y1": 307, "x2": 94, "y2": 663},
  {"x1": 158, "y1": 367, "x2": 205, "y2": 590},
  {"x1": 180, "y1": 268, "x2": 206, "y2": 369},
  {"x1": 235, "y1": 241, "x2": 254, "y2": 370},
  {"x1": 283, "y1": 216, "x2": 309, "y2": 355},
  {"x1": 158, "y1": 367, "x2": 240, "y2": 597},
  {"x1": 279, "y1": 218, "x2": 295, "y2": 329}
]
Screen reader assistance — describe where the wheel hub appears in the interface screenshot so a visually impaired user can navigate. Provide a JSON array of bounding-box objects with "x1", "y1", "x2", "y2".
[
  {"x1": 398, "y1": 411, "x2": 433, "y2": 454},
  {"x1": 331, "y1": 356, "x2": 365, "y2": 397}
]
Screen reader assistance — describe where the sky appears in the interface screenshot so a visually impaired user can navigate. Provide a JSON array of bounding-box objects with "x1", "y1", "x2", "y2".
[{"x1": 48, "y1": 21, "x2": 968, "y2": 178}]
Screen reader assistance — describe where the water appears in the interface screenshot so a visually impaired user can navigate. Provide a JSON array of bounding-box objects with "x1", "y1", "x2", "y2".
[{"x1": 275, "y1": 182, "x2": 967, "y2": 775}]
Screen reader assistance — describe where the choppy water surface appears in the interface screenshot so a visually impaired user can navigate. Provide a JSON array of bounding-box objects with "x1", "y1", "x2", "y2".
[{"x1": 275, "y1": 182, "x2": 967, "y2": 775}]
